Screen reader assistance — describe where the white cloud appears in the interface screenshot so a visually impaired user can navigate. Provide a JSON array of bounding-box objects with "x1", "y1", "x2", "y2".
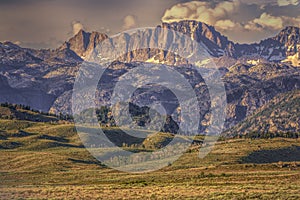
[
  {"x1": 122, "y1": 15, "x2": 138, "y2": 30},
  {"x1": 14, "y1": 41, "x2": 22, "y2": 45},
  {"x1": 214, "y1": 1, "x2": 241, "y2": 18},
  {"x1": 72, "y1": 21, "x2": 84, "y2": 35},
  {"x1": 253, "y1": 13, "x2": 283, "y2": 30},
  {"x1": 277, "y1": 0, "x2": 299, "y2": 6},
  {"x1": 215, "y1": 19, "x2": 240, "y2": 30},
  {"x1": 161, "y1": 0, "x2": 241, "y2": 25},
  {"x1": 245, "y1": 13, "x2": 300, "y2": 31},
  {"x1": 282, "y1": 16, "x2": 300, "y2": 25}
]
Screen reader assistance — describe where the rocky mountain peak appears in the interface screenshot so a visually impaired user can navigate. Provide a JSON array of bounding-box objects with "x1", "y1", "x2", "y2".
[
  {"x1": 60, "y1": 29, "x2": 108, "y2": 58},
  {"x1": 273, "y1": 26, "x2": 300, "y2": 56},
  {"x1": 70, "y1": 29, "x2": 91, "y2": 51},
  {"x1": 161, "y1": 21, "x2": 228, "y2": 44},
  {"x1": 277, "y1": 26, "x2": 299, "y2": 37},
  {"x1": 161, "y1": 20, "x2": 234, "y2": 57},
  {"x1": 0, "y1": 41, "x2": 21, "y2": 50}
]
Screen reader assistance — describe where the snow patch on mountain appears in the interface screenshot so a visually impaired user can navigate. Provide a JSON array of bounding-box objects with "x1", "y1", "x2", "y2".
[{"x1": 282, "y1": 53, "x2": 300, "y2": 66}]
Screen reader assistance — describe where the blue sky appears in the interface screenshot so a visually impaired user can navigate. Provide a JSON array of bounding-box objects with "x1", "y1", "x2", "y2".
[{"x1": 0, "y1": 0, "x2": 299, "y2": 48}]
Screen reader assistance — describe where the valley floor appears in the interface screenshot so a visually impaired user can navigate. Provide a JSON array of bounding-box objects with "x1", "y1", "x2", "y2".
[{"x1": 1, "y1": 136, "x2": 300, "y2": 199}]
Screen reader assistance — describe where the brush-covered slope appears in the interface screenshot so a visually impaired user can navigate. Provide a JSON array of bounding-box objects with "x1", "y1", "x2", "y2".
[
  {"x1": 225, "y1": 90, "x2": 300, "y2": 137},
  {"x1": 0, "y1": 104, "x2": 59, "y2": 122},
  {"x1": 0, "y1": 106, "x2": 183, "y2": 151}
]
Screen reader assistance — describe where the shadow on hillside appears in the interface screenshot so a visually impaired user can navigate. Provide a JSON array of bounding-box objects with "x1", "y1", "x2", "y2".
[
  {"x1": 37, "y1": 134, "x2": 69, "y2": 143},
  {"x1": 241, "y1": 145, "x2": 300, "y2": 164},
  {"x1": 0, "y1": 130, "x2": 7, "y2": 140},
  {"x1": 68, "y1": 158, "x2": 105, "y2": 167},
  {"x1": 0, "y1": 141, "x2": 22, "y2": 149}
]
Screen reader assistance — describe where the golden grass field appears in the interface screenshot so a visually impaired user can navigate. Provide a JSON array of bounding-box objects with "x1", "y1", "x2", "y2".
[{"x1": 0, "y1": 121, "x2": 300, "y2": 199}]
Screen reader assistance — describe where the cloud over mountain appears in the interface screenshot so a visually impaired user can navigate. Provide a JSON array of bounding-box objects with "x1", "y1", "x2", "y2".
[
  {"x1": 122, "y1": 15, "x2": 138, "y2": 30},
  {"x1": 72, "y1": 21, "x2": 85, "y2": 35},
  {"x1": 245, "y1": 13, "x2": 300, "y2": 31},
  {"x1": 161, "y1": 0, "x2": 241, "y2": 25},
  {"x1": 277, "y1": 0, "x2": 299, "y2": 6},
  {"x1": 215, "y1": 19, "x2": 241, "y2": 31},
  {"x1": 162, "y1": 0, "x2": 300, "y2": 43}
]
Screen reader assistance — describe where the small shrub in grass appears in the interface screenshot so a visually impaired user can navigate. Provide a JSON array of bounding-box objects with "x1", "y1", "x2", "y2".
[
  {"x1": 150, "y1": 194, "x2": 157, "y2": 199},
  {"x1": 197, "y1": 172, "x2": 218, "y2": 178},
  {"x1": 221, "y1": 173, "x2": 227, "y2": 177},
  {"x1": 277, "y1": 161, "x2": 284, "y2": 168},
  {"x1": 198, "y1": 172, "x2": 206, "y2": 178}
]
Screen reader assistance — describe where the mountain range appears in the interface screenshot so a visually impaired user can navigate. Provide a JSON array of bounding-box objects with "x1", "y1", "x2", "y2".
[
  {"x1": 0, "y1": 20, "x2": 299, "y2": 132},
  {"x1": 61, "y1": 21, "x2": 300, "y2": 66}
]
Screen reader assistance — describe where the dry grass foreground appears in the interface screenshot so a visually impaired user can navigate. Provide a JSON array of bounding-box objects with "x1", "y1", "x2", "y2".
[{"x1": 0, "y1": 121, "x2": 300, "y2": 199}]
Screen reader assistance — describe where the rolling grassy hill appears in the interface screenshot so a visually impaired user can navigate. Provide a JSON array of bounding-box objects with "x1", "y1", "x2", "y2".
[{"x1": 0, "y1": 103, "x2": 300, "y2": 199}]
